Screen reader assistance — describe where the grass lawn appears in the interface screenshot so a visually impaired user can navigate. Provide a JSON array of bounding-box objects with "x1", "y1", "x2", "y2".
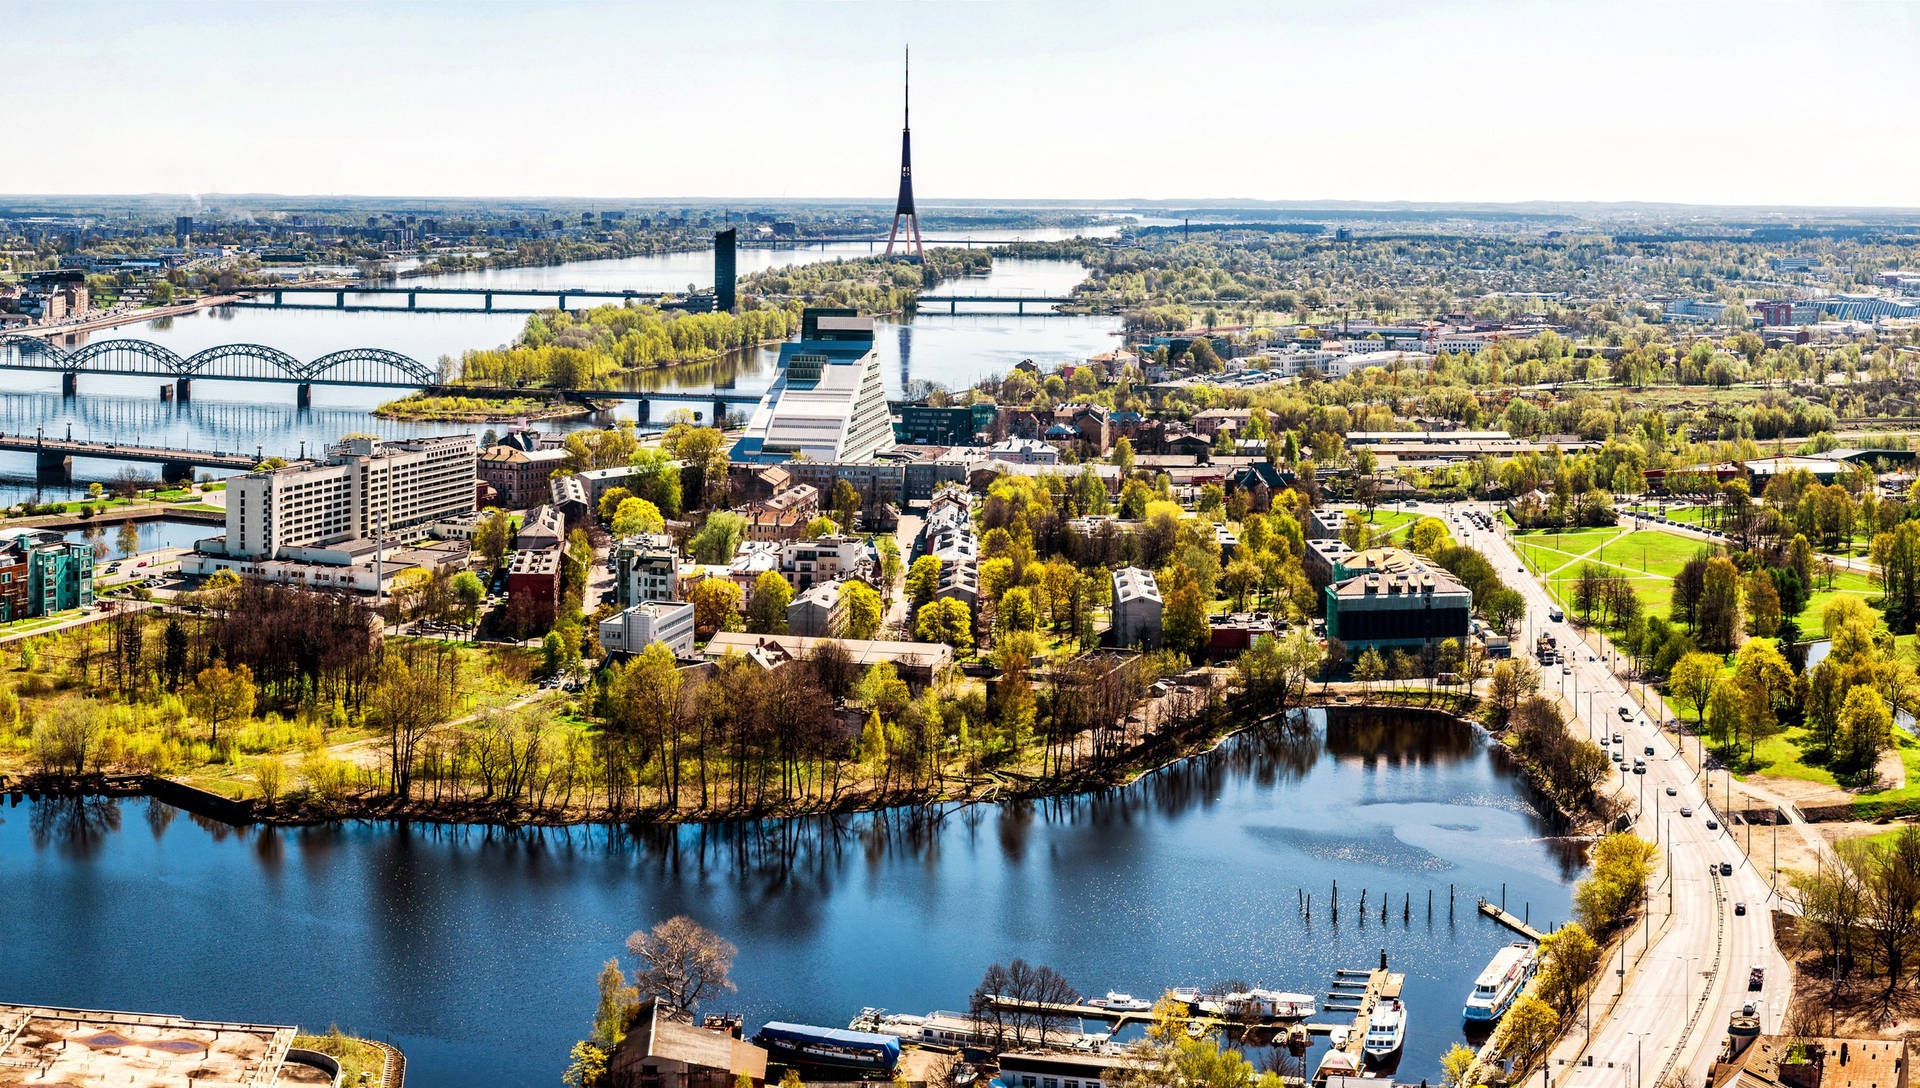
[{"x1": 1729, "y1": 719, "x2": 1920, "y2": 808}]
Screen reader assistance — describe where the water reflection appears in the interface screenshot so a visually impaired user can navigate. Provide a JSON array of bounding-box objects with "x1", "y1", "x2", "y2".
[{"x1": 28, "y1": 796, "x2": 121, "y2": 860}]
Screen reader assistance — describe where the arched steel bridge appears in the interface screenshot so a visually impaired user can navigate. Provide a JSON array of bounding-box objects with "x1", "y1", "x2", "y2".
[{"x1": 0, "y1": 334, "x2": 436, "y2": 388}]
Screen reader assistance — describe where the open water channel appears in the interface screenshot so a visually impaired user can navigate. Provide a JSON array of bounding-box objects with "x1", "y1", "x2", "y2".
[{"x1": 0, "y1": 712, "x2": 1579, "y2": 1087}]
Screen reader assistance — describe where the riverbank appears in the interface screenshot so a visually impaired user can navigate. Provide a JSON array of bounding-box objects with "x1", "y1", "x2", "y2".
[
  {"x1": 3, "y1": 686, "x2": 1614, "y2": 840},
  {"x1": 6, "y1": 293, "x2": 243, "y2": 339},
  {"x1": 370, "y1": 392, "x2": 596, "y2": 423}
]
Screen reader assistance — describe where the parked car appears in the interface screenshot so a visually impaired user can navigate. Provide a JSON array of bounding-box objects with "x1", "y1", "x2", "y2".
[
  {"x1": 1666, "y1": 786, "x2": 1677, "y2": 796},
  {"x1": 1680, "y1": 807, "x2": 1692, "y2": 816},
  {"x1": 1707, "y1": 819, "x2": 1719, "y2": 830},
  {"x1": 1645, "y1": 745, "x2": 1655, "y2": 756}
]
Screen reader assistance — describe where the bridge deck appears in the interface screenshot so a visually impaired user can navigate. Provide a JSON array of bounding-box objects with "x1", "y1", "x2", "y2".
[{"x1": 0, "y1": 436, "x2": 260, "y2": 469}]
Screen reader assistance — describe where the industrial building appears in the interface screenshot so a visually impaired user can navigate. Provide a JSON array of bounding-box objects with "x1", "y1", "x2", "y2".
[
  {"x1": 1323, "y1": 547, "x2": 1472, "y2": 653},
  {"x1": 1110, "y1": 566, "x2": 1163, "y2": 648}
]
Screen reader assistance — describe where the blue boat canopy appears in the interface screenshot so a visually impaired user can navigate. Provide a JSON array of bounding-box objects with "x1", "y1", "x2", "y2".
[{"x1": 757, "y1": 1022, "x2": 902, "y2": 1059}]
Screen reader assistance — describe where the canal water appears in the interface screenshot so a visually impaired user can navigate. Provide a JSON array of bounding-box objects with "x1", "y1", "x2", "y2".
[
  {"x1": 0, "y1": 240, "x2": 1117, "y2": 504},
  {"x1": 0, "y1": 711, "x2": 1580, "y2": 1088}
]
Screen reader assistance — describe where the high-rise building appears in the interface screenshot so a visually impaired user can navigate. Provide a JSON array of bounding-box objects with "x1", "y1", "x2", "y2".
[
  {"x1": 714, "y1": 228, "x2": 737, "y2": 313},
  {"x1": 175, "y1": 216, "x2": 193, "y2": 246},
  {"x1": 203, "y1": 435, "x2": 477, "y2": 562},
  {"x1": 0, "y1": 529, "x2": 93, "y2": 620},
  {"x1": 729, "y1": 310, "x2": 896, "y2": 464}
]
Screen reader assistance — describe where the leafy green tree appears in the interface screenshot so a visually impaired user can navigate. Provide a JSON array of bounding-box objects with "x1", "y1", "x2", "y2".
[
  {"x1": 688, "y1": 511, "x2": 746, "y2": 562},
  {"x1": 689, "y1": 578, "x2": 743, "y2": 636},
  {"x1": 906, "y1": 555, "x2": 942, "y2": 613},
  {"x1": 612, "y1": 497, "x2": 664, "y2": 537},
  {"x1": 841, "y1": 580, "x2": 883, "y2": 639},
  {"x1": 1669, "y1": 652, "x2": 1722, "y2": 729},
  {"x1": 596, "y1": 486, "x2": 634, "y2": 524},
  {"x1": 914, "y1": 598, "x2": 973, "y2": 651},
  {"x1": 472, "y1": 507, "x2": 514, "y2": 572},
  {"x1": 746, "y1": 571, "x2": 793, "y2": 634},
  {"x1": 451, "y1": 570, "x2": 486, "y2": 625},
  {"x1": 185, "y1": 662, "x2": 256, "y2": 745}
]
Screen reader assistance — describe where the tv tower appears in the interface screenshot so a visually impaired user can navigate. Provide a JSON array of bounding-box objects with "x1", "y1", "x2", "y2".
[{"x1": 884, "y1": 45, "x2": 924, "y2": 261}]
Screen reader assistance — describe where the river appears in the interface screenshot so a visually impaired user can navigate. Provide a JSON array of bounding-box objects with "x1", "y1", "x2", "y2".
[
  {"x1": 0, "y1": 711, "x2": 1580, "y2": 1087},
  {"x1": 0, "y1": 234, "x2": 1117, "y2": 505}
]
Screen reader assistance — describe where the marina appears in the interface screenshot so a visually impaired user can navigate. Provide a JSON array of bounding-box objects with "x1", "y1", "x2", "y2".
[{"x1": 1462, "y1": 943, "x2": 1537, "y2": 1024}]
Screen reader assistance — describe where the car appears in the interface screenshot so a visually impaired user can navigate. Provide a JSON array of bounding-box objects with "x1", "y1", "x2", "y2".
[
  {"x1": 1749, "y1": 967, "x2": 1764, "y2": 990},
  {"x1": 1562, "y1": 665, "x2": 1572, "y2": 675},
  {"x1": 1613, "y1": 732, "x2": 1624, "y2": 744},
  {"x1": 1735, "y1": 902, "x2": 1747, "y2": 916},
  {"x1": 1666, "y1": 786, "x2": 1677, "y2": 797},
  {"x1": 1633, "y1": 764, "x2": 1646, "y2": 775},
  {"x1": 1518, "y1": 565, "x2": 1526, "y2": 572},
  {"x1": 1707, "y1": 819, "x2": 1719, "y2": 830},
  {"x1": 1722, "y1": 862, "x2": 1735, "y2": 876},
  {"x1": 1618, "y1": 706, "x2": 1633, "y2": 721},
  {"x1": 1589, "y1": 654, "x2": 1597, "y2": 662},
  {"x1": 1645, "y1": 745, "x2": 1655, "y2": 756},
  {"x1": 1680, "y1": 807, "x2": 1692, "y2": 816}
]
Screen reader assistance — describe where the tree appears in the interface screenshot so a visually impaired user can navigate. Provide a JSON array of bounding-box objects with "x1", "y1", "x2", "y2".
[
  {"x1": 1111, "y1": 437, "x2": 1134, "y2": 475},
  {"x1": 611, "y1": 497, "x2": 665, "y2": 537},
  {"x1": 1744, "y1": 570, "x2": 1781, "y2": 639},
  {"x1": 803, "y1": 515, "x2": 839, "y2": 539},
  {"x1": 185, "y1": 662, "x2": 256, "y2": 745},
  {"x1": 31, "y1": 697, "x2": 105, "y2": 776},
  {"x1": 747, "y1": 571, "x2": 794, "y2": 634},
  {"x1": 1160, "y1": 564, "x2": 1212, "y2": 663},
  {"x1": 1574, "y1": 832, "x2": 1656, "y2": 933},
  {"x1": 997, "y1": 586, "x2": 1038, "y2": 634},
  {"x1": 1408, "y1": 516, "x2": 1448, "y2": 556},
  {"x1": 841, "y1": 580, "x2": 883, "y2": 639},
  {"x1": 162, "y1": 617, "x2": 189, "y2": 692},
  {"x1": 689, "y1": 578, "x2": 743, "y2": 637},
  {"x1": 1669, "y1": 652, "x2": 1722, "y2": 729},
  {"x1": 1534, "y1": 921, "x2": 1599, "y2": 1015},
  {"x1": 831, "y1": 479, "x2": 862, "y2": 529},
  {"x1": 1697, "y1": 556, "x2": 1743, "y2": 652},
  {"x1": 596, "y1": 486, "x2": 635, "y2": 524},
  {"x1": 1495, "y1": 994, "x2": 1559, "y2": 1067},
  {"x1": 451, "y1": 570, "x2": 487, "y2": 626},
  {"x1": 115, "y1": 519, "x2": 140, "y2": 560},
  {"x1": 373, "y1": 652, "x2": 451, "y2": 798},
  {"x1": 1837, "y1": 685, "x2": 1894, "y2": 773},
  {"x1": 915, "y1": 598, "x2": 973, "y2": 651},
  {"x1": 1439, "y1": 1044, "x2": 1480, "y2": 1088},
  {"x1": 906, "y1": 555, "x2": 942, "y2": 613},
  {"x1": 1354, "y1": 648, "x2": 1387, "y2": 693},
  {"x1": 625, "y1": 916, "x2": 737, "y2": 1019},
  {"x1": 688, "y1": 512, "x2": 746, "y2": 563},
  {"x1": 472, "y1": 507, "x2": 514, "y2": 572}
]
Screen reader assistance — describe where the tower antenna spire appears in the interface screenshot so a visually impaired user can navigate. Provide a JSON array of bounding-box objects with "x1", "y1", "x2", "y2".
[{"x1": 885, "y1": 43, "x2": 924, "y2": 262}]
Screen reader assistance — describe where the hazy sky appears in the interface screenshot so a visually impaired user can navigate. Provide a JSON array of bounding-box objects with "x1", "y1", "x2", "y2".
[{"x1": 11, "y1": 0, "x2": 1920, "y2": 207}]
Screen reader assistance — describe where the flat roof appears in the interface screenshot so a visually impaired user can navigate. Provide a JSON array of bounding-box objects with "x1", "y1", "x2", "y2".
[{"x1": 0, "y1": 1003, "x2": 297, "y2": 1088}]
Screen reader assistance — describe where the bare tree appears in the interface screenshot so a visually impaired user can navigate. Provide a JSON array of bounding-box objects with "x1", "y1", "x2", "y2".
[{"x1": 625, "y1": 916, "x2": 737, "y2": 1019}]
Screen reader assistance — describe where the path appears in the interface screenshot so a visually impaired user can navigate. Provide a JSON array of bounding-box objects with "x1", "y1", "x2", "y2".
[{"x1": 322, "y1": 689, "x2": 553, "y2": 770}]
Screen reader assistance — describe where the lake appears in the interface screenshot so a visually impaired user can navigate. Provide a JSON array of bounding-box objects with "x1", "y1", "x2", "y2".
[{"x1": 0, "y1": 710, "x2": 1580, "y2": 1088}]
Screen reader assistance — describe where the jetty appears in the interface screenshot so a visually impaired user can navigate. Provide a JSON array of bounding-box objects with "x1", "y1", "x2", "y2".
[
  {"x1": 1318, "y1": 962, "x2": 1403, "y2": 1077},
  {"x1": 1477, "y1": 897, "x2": 1546, "y2": 941}
]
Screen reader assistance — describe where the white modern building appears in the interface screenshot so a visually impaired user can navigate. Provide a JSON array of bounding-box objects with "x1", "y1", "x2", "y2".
[
  {"x1": 729, "y1": 310, "x2": 895, "y2": 464},
  {"x1": 615, "y1": 533, "x2": 679, "y2": 605},
  {"x1": 184, "y1": 434, "x2": 477, "y2": 589},
  {"x1": 599, "y1": 600, "x2": 697, "y2": 657}
]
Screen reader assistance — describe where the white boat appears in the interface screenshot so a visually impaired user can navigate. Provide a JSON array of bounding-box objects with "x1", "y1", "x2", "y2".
[
  {"x1": 1168, "y1": 987, "x2": 1202, "y2": 1007},
  {"x1": 1315, "y1": 1047, "x2": 1362, "y2": 1083},
  {"x1": 1363, "y1": 1000, "x2": 1406, "y2": 1063},
  {"x1": 848, "y1": 1008, "x2": 1109, "y2": 1051},
  {"x1": 1195, "y1": 989, "x2": 1317, "y2": 1019},
  {"x1": 1463, "y1": 942, "x2": 1536, "y2": 1023},
  {"x1": 1088, "y1": 992, "x2": 1154, "y2": 1013}
]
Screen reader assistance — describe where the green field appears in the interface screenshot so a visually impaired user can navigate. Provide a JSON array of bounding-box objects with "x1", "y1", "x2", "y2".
[{"x1": 1515, "y1": 523, "x2": 1882, "y2": 635}]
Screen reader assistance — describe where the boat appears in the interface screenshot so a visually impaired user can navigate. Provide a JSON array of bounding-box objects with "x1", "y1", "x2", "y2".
[
  {"x1": 1195, "y1": 989, "x2": 1317, "y2": 1020},
  {"x1": 1314, "y1": 1047, "x2": 1361, "y2": 1083},
  {"x1": 1463, "y1": 942, "x2": 1537, "y2": 1024},
  {"x1": 1362, "y1": 1001, "x2": 1406, "y2": 1064},
  {"x1": 1168, "y1": 987, "x2": 1202, "y2": 1008},
  {"x1": 847, "y1": 1008, "x2": 1108, "y2": 1051},
  {"x1": 756, "y1": 1022, "x2": 901, "y2": 1073},
  {"x1": 1185, "y1": 1020, "x2": 1208, "y2": 1038},
  {"x1": 1088, "y1": 992, "x2": 1153, "y2": 1013}
]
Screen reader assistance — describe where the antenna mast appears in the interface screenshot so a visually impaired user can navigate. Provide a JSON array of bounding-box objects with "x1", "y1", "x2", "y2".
[{"x1": 884, "y1": 45, "x2": 924, "y2": 261}]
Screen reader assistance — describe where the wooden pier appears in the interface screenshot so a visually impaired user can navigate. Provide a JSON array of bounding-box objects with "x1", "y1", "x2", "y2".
[
  {"x1": 1321, "y1": 966, "x2": 1403, "y2": 1078},
  {"x1": 1477, "y1": 898, "x2": 1545, "y2": 941}
]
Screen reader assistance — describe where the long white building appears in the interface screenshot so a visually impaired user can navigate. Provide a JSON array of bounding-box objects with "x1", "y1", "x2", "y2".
[
  {"x1": 185, "y1": 434, "x2": 477, "y2": 589},
  {"x1": 729, "y1": 309, "x2": 895, "y2": 464}
]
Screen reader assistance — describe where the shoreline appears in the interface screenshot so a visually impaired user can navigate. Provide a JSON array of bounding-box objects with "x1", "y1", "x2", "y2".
[{"x1": 5, "y1": 691, "x2": 1608, "y2": 836}]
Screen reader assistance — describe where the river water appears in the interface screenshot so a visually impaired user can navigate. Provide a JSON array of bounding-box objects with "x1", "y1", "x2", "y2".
[
  {"x1": 0, "y1": 712, "x2": 1579, "y2": 1088},
  {"x1": 0, "y1": 235, "x2": 1116, "y2": 504}
]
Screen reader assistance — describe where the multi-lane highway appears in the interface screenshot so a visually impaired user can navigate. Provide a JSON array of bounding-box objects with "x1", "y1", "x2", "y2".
[{"x1": 1410, "y1": 501, "x2": 1791, "y2": 1087}]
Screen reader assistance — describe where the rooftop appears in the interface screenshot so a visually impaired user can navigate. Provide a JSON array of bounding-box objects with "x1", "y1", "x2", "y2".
[{"x1": 0, "y1": 1003, "x2": 298, "y2": 1088}]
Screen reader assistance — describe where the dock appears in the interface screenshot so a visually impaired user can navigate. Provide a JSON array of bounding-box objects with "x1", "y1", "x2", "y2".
[
  {"x1": 983, "y1": 994, "x2": 1312, "y2": 1035},
  {"x1": 1321, "y1": 966, "x2": 1403, "y2": 1077},
  {"x1": 1477, "y1": 898, "x2": 1545, "y2": 941}
]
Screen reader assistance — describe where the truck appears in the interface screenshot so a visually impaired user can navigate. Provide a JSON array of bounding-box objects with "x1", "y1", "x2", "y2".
[
  {"x1": 1548, "y1": 606, "x2": 1564, "y2": 623},
  {"x1": 1535, "y1": 634, "x2": 1559, "y2": 664}
]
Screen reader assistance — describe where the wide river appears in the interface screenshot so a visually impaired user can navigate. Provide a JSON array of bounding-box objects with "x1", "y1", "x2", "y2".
[
  {"x1": 0, "y1": 232, "x2": 1118, "y2": 503},
  {"x1": 0, "y1": 712, "x2": 1579, "y2": 1087}
]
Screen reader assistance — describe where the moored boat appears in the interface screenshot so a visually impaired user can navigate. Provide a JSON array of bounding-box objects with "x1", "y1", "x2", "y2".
[
  {"x1": 1362, "y1": 1000, "x2": 1405, "y2": 1064},
  {"x1": 1088, "y1": 992, "x2": 1153, "y2": 1013},
  {"x1": 756, "y1": 1022, "x2": 901, "y2": 1073},
  {"x1": 1463, "y1": 942, "x2": 1537, "y2": 1024}
]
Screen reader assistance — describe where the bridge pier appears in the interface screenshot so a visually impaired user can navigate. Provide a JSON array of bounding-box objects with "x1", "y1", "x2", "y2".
[
  {"x1": 160, "y1": 460, "x2": 195, "y2": 484},
  {"x1": 274, "y1": 289, "x2": 284, "y2": 305},
  {"x1": 60, "y1": 371, "x2": 77, "y2": 397},
  {"x1": 408, "y1": 292, "x2": 417, "y2": 310},
  {"x1": 335, "y1": 291, "x2": 346, "y2": 308},
  {"x1": 35, "y1": 451, "x2": 71, "y2": 483},
  {"x1": 175, "y1": 378, "x2": 191, "y2": 403},
  {"x1": 556, "y1": 293, "x2": 568, "y2": 312},
  {"x1": 484, "y1": 292, "x2": 493, "y2": 312},
  {"x1": 1018, "y1": 300, "x2": 1025, "y2": 314},
  {"x1": 950, "y1": 299, "x2": 957, "y2": 314},
  {"x1": 296, "y1": 382, "x2": 312, "y2": 409},
  {"x1": 160, "y1": 383, "x2": 173, "y2": 402},
  {"x1": 636, "y1": 398, "x2": 650, "y2": 424}
]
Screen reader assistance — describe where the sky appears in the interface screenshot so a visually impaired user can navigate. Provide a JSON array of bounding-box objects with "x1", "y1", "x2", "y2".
[{"x1": 10, "y1": 0, "x2": 1920, "y2": 208}]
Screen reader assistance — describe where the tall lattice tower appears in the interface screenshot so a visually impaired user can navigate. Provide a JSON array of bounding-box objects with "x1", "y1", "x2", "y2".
[{"x1": 884, "y1": 46, "x2": 924, "y2": 261}]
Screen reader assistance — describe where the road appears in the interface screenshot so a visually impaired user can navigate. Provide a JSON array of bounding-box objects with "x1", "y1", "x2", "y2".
[{"x1": 1419, "y1": 501, "x2": 1791, "y2": 1088}]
